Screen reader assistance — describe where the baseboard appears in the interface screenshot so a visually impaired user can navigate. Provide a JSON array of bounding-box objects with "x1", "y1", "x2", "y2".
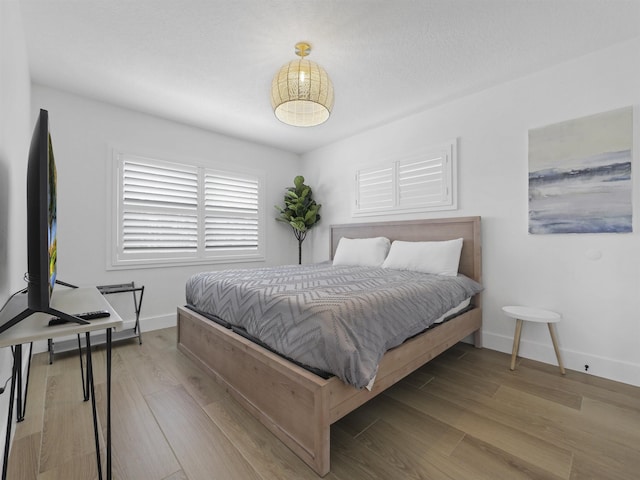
[
  {"x1": 137, "y1": 312, "x2": 177, "y2": 332},
  {"x1": 24, "y1": 313, "x2": 640, "y2": 387},
  {"x1": 482, "y1": 331, "x2": 640, "y2": 388}
]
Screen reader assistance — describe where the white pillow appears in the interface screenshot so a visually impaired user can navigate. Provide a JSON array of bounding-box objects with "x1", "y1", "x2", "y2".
[
  {"x1": 332, "y1": 237, "x2": 391, "y2": 267},
  {"x1": 381, "y1": 238, "x2": 464, "y2": 276}
]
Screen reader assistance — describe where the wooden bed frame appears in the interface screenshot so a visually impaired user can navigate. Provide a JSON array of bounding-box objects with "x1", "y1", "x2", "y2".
[{"x1": 177, "y1": 216, "x2": 482, "y2": 476}]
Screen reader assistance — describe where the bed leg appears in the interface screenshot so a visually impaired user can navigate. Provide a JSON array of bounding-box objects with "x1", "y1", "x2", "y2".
[{"x1": 473, "y1": 328, "x2": 483, "y2": 348}]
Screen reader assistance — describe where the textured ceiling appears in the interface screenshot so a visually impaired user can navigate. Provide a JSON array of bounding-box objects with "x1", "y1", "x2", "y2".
[{"x1": 19, "y1": 0, "x2": 640, "y2": 154}]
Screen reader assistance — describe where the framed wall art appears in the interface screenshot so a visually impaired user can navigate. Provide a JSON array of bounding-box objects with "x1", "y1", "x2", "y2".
[{"x1": 528, "y1": 106, "x2": 633, "y2": 234}]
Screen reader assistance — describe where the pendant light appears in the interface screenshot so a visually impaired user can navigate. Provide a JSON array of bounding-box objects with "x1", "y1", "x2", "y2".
[{"x1": 270, "y1": 42, "x2": 334, "y2": 127}]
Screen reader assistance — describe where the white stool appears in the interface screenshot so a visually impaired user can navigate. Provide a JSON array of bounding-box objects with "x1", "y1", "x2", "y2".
[{"x1": 502, "y1": 306, "x2": 565, "y2": 375}]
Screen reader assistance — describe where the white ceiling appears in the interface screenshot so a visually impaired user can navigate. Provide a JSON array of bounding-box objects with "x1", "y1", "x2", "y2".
[{"x1": 19, "y1": 0, "x2": 640, "y2": 155}]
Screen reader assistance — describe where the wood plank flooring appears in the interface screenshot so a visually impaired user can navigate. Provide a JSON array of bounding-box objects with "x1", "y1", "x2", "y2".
[{"x1": 7, "y1": 327, "x2": 640, "y2": 479}]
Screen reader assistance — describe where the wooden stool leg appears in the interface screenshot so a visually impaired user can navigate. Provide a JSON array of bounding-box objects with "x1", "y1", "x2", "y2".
[
  {"x1": 510, "y1": 319, "x2": 523, "y2": 370},
  {"x1": 547, "y1": 323, "x2": 566, "y2": 375}
]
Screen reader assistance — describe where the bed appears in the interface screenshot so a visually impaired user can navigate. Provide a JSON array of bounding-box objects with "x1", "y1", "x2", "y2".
[{"x1": 177, "y1": 216, "x2": 482, "y2": 476}]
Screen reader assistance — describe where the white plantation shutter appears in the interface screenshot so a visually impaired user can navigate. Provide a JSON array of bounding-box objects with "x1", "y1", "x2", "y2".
[
  {"x1": 356, "y1": 165, "x2": 394, "y2": 212},
  {"x1": 204, "y1": 171, "x2": 259, "y2": 251},
  {"x1": 354, "y1": 140, "x2": 456, "y2": 216},
  {"x1": 397, "y1": 151, "x2": 451, "y2": 208},
  {"x1": 111, "y1": 152, "x2": 264, "y2": 268},
  {"x1": 121, "y1": 159, "x2": 198, "y2": 254}
]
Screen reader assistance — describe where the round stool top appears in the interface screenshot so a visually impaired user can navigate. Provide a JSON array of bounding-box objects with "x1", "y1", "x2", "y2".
[{"x1": 502, "y1": 306, "x2": 561, "y2": 323}]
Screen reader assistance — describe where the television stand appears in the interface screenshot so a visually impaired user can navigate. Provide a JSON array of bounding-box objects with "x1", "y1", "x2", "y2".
[
  {"x1": 1, "y1": 287, "x2": 121, "y2": 480},
  {"x1": 47, "y1": 282, "x2": 144, "y2": 363}
]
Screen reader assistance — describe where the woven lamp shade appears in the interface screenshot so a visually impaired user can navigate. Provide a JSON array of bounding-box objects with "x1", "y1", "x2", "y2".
[{"x1": 271, "y1": 44, "x2": 334, "y2": 127}]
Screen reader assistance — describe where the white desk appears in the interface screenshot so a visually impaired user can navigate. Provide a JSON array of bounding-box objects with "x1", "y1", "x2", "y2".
[{"x1": 0, "y1": 287, "x2": 122, "y2": 480}]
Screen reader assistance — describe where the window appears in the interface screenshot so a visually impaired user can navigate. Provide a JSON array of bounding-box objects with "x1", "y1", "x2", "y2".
[
  {"x1": 354, "y1": 140, "x2": 457, "y2": 216},
  {"x1": 110, "y1": 151, "x2": 264, "y2": 268}
]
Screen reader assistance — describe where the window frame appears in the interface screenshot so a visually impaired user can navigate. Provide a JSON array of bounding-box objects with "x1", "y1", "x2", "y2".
[
  {"x1": 353, "y1": 139, "x2": 458, "y2": 217},
  {"x1": 108, "y1": 149, "x2": 265, "y2": 270}
]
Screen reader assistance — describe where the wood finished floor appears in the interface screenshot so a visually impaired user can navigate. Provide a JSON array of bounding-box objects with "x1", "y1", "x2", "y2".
[{"x1": 8, "y1": 327, "x2": 640, "y2": 479}]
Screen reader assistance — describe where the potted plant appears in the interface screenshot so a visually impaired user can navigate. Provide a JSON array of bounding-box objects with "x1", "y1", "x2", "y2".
[{"x1": 275, "y1": 175, "x2": 321, "y2": 264}]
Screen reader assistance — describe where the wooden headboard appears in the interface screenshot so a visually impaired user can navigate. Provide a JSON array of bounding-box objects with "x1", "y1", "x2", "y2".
[{"x1": 330, "y1": 216, "x2": 482, "y2": 285}]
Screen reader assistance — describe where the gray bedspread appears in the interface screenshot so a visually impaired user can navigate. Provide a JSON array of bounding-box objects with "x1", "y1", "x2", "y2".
[{"x1": 186, "y1": 263, "x2": 483, "y2": 388}]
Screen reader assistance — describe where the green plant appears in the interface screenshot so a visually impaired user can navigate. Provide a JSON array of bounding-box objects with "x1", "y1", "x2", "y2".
[{"x1": 275, "y1": 175, "x2": 321, "y2": 264}]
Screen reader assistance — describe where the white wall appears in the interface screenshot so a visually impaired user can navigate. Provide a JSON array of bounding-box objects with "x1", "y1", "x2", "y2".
[
  {"x1": 0, "y1": 4, "x2": 31, "y2": 298},
  {"x1": 31, "y1": 85, "x2": 300, "y2": 332},
  {"x1": 302, "y1": 38, "x2": 640, "y2": 387},
  {"x1": 0, "y1": 0, "x2": 32, "y2": 469}
]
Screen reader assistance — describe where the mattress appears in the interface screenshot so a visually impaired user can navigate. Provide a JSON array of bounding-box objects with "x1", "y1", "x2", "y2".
[{"x1": 186, "y1": 263, "x2": 483, "y2": 388}]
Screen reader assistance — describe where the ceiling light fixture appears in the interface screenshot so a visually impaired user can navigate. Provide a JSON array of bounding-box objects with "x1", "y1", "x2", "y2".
[{"x1": 270, "y1": 42, "x2": 334, "y2": 127}]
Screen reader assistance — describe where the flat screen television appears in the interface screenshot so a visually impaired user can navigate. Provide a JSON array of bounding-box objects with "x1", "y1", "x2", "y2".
[
  {"x1": 27, "y1": 109, "x2": 57, "y2": 311},
  {"x1": 0, "y1": 109, "x2": 87, "y2": 334}
]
